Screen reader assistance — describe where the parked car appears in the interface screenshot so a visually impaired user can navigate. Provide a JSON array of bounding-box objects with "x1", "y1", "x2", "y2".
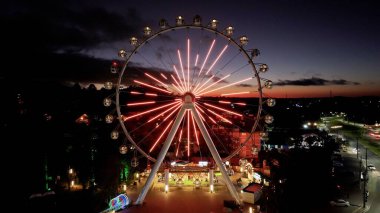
[
  {"x1": 367, "y1": 164, "x2": 376, "y2": 171},
  {"x1": 330, "y1": 199, "x2": 350, "y2": 207}
]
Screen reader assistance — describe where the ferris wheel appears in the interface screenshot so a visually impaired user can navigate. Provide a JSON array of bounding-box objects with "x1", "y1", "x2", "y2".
[{"x1": 103, "y1": 15, "x2": 275, "y2": 205}]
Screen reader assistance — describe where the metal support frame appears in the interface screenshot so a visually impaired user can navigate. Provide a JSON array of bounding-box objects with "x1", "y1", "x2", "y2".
[{"x1": 135, "y1": 97, "x2": 242, "y2": 205}]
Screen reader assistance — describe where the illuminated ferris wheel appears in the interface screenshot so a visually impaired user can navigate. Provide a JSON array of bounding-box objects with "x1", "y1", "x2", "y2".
[{"x1": 103, "y1": 15, "x2": 275, "y2": 204}]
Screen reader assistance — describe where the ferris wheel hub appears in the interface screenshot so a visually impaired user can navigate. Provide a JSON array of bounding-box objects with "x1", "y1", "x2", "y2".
[{"x1": 182, "y1": 92, "x2": 195, "y2": 103}]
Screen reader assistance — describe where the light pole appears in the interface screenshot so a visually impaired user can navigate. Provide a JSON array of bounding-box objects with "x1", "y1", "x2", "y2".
[
  {"x1": 356, "y1": 137, "x2": 359, "y2": 159},
  {"x1": 363, "y1": 148, "x2": 368, "y2": 208}
]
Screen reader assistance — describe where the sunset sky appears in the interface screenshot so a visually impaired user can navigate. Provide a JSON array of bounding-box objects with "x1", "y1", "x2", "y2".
[{"x1": 2, "y1": 0, "x2": 379, "y2": 98}]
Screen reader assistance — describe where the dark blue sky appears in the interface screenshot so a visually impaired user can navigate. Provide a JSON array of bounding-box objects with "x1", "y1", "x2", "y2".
[{"x1": 2, "y1": 0, "x2": 379, "y2": 97}]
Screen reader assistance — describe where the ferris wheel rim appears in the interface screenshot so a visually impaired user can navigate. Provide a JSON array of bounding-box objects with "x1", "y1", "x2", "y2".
[{"x1": 115, "y1": 23, "x2": 264, "y2": 162}]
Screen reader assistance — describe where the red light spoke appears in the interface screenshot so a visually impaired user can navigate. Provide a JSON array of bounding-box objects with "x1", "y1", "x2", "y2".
[
  {"x1": 208, "y1": 116, "x2": 217, "y2": 124},
  {"x1": 198, "y1": 39, "x2": 216, "y2": 76},
  {"x1": 194, "y1": 105, "x2": 206, "y2": 121},
  {"x1": 193, "y1": 75, "x2": 214, "y2": 93},
  {"x1": 207, "y1": 108, "x2": 233, "y2": 124},
  {"x1": 170, "y1": 74, "x2": 185, "y2": 93},
  {"x1": 194, "y1": 54, "x2": 199, "y2": 67},
  {"x1": 203, "y1": 103, "x2": 242, "y2": 116},
  {"x1": 187, "y1": 110, "x2": 190, "y2": 157},
  {"x1": 160, "y1": 73, "x2": 168, "y2": 80},
  {"x1": 195, "y1": 74, "x2": 230, "y2": 95},
  {"x1": 187, "y1": 39, "x2": 190, "y2": 93},
  {"x1": 127, "y1": 101, "x2": 155, "y2": 106},
  {"x1": 144, "y1": 73, "x2": 169, "y2": 88},
  {"x1": 191, "y1": 112, "x2": 200, "y2": 146},
  {"x1": 147, "y1": 102, "x2": 182, "y2": 123},
  {"x1": 221, "y1": 91, "x2": 250, "y2": 96},
  {"x1": 124, "y1": 101, "x2": 179, "y2": 121},
  {"x1": 145, "y1": 93, "x2": 158, "y2": 96},
  {"x1": 205, "y1": 45, "x2": 228, "y2": 75},
  {"x1": 173, "y1": 66, "x2": 186, "y2": 91},
  {"x1": 149, "y1": 120, "x2": 173, "y2": 153},
  {"x1": 131, "y1": 91, "x2": 143, "y2": 95},
  {"x1": 163, "y1": 104, "x2": 182, "y2": 121},
  {"x1": 177, "y1": 50, "x2": 187, "y2": 91},
  {"x1": 218, "y1": 101, "x2": 231, "y2": 104},
  {"x1": 197, "y1": 77, "x2": 252, "y2": 96},
  {"x1": 134, "y1": 80, "x2": 172, "y2": 94}
]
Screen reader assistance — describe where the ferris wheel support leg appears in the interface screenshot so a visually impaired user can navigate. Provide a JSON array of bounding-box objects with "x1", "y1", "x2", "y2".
[
  {"x1": 190, "y1": 105, "x2": 242, "y2": 206},
  {"x1": 135, "y1": 106, "x2": 187, "y2": 205}
]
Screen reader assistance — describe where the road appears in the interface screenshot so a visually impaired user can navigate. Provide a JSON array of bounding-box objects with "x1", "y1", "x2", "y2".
[{"x1": 334, "y1": 125, "x2": 380, "y2": 213}]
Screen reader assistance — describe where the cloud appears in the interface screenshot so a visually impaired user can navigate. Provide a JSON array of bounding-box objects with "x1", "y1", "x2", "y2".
[
  {"x1": 236, "y1": 83, "x2": 252, "y2": 87},
  {"x1": 274, "y1": 77, "x2": 360, "y2": 86},
  {"x1": 2, "y1": 1, "x2": 144, "y2": 82}
]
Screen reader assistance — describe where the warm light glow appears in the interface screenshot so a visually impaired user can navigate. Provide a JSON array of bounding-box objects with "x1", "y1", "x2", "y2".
[
  {"x1": 127, "y1": 101, "x2": 155, "y2": 106},
  {"x1": 71, "y1": 180, "x2": 74, "y2": 186},
  {"x1": 210, "y1": 184, "x2": 214, "y2": 193},
  {"x1": 198, "y1": 39, "x2": 216, "y2": 76},
  {"x1": 123, "y1": 184, "x2": 127, "y2": 191},
  {"x1": 165, "y1": 184, "x2": 169, "y2": 193},
  {"x1": 221, "y1": 91, "x2": 250, "y2": 96},
  {"x1": 134, "y1": 80, "x2": 171, "y2": 94},
  {"x1": 149, "y1": 120, "x2": 174, "y2": 153},
  {"x1": 69, "y1": 168, "x2": 73, "y2": 174},
  {"x1": 203, "y1": 103, "x2": 242, "y2": 116}
]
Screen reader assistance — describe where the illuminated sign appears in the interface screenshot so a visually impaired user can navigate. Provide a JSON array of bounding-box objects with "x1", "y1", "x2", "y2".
[{"x1": 198, "y1": 161, "x2": 208, "y2": 167}]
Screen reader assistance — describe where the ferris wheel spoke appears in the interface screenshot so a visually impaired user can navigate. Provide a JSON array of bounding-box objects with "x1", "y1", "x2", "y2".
[
  {"x1": 201, "y1": 102, "x2": 243, "y2": 117},
  {"x1": 133, "y1": 80, "x2": 172, "y2": 94},
  {"x1": 200, "y1": 114, "x2": 230, "y2": 155},
  {"x1": 170, "y1": 74, "x2": 185, "y2": 93},
  {"x1": 147, "y1": 102, "x2": 182, "y2": 123},
  {"x1": 198, "y1": 39, "x2": 216, "y2": 77},
  {"x1": 173, "y1": 65, "x2": 186, "y2": 92},
  {"x1": 128, "y1": 103, "x2": 181, "y2": 134},
  {"x1": 187, "y1": 38, "x2": 191, "y2": 93},
  {"x1": 123, "y1": 101, "x2": 180, "y2": 121},
  {"x1": 196, "y1": 77, "x2": 253, "y2": 96},
  {"x1": 149, "y1": 120, "x2": 174, "y2": 153},
  {"x1": 177, "y1": 50, "x2": 187, "y2": 91},
  {"x1": 190, "y1": 111, "x2": 200, "y2": 146},
  {"x1": 144, "y1": 73, "x2": 169, "y2": 88},
  {"x1": 194, "y1": 74, "x2": 230, "y2": 94}
]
